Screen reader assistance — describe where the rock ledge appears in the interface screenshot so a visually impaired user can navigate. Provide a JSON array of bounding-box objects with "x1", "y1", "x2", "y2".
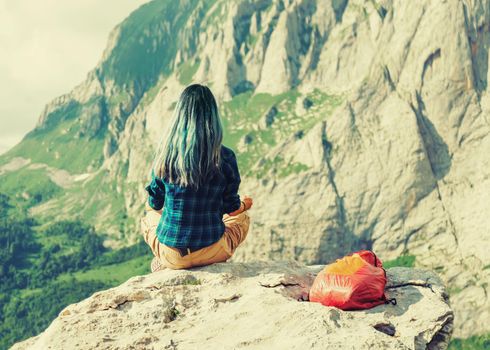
[{"x1": 12, "y1": 262, "x2": 453, "y2": 350}]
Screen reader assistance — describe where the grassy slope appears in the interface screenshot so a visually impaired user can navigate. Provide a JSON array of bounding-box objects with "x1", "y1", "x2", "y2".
[
  {"x1": 57, "y1": 255, "x2": 151, "y2": 285},
  {"x1": 16, "y1": 245, "x2": 152, "y2": 306},
  {"x1": 448, "y1": 334, "x2": 490, "y2": 350},
  {"x1": 177, "y1": 59, "x2": 201, "y2": 86},
  {"x1": 383, "y1": 255, "x2": 416, "y2": 269},
  {"x1": 102, "y1": 0, "x2": 217, "y2": 87},
  {"x1": 221, "y1": 89, "x2": 343, "y2": 177},
  {"x1": 0, "y1": 168, "x2": 61, "y2": 208},
  {"x1": 2, "y1": 101, "x2": 105, "y2": 174}
]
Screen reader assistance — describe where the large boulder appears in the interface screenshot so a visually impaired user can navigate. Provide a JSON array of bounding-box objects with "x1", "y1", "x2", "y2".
[{"x1": 12, "y1": 262, "x2": 453, "y2": 350}]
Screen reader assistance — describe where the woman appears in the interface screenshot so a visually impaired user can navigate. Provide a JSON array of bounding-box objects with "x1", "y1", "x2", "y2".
[{"x1": 140, "y1": 84, "x2": 253, "y2": 271}]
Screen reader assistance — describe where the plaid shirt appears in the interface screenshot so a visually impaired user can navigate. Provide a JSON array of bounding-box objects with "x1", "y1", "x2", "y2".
[{"x1": 145, "y1": 146, "x2": 242, "y2": 249}]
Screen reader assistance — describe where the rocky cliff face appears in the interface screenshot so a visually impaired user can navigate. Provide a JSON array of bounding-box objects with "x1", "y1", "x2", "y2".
[
  {"x1": 1, "y1": 0, "x2": 489, "y2": 338},
  {"x1": 11, "y1": 262, "x2": 453, "y2": 350}
]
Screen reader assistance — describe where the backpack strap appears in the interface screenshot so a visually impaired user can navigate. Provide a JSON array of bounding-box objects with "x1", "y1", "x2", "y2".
[
  {"x1": 385, "y1": 298, "x2": 397, "y2": 305},
  {"x1": 380, "y1": 264, "x2": 397, "y2": 305}
]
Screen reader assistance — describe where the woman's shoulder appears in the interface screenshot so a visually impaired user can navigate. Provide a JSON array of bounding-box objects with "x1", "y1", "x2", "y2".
[
  {"x1": 220, "y1": 145, "x2": 240, "y2": 179},
  {"x1": 221, "y1": 145, "x2": 236, "y2": 159}
]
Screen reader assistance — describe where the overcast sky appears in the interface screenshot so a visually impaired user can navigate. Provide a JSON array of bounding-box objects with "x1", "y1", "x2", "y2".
[{"x1": 0, "y1": 0, "x2": 150, "y2": 155}]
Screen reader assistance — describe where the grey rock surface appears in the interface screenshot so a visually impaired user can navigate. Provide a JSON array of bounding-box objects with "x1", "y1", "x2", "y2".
[{"x1": 11, "y1": 262, "x2": 453, "y2": 350}]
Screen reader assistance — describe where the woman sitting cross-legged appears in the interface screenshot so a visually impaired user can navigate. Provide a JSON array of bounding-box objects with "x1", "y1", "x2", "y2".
[{"x1": 140, "y1": 84, "x2": 253, "y2": 271}]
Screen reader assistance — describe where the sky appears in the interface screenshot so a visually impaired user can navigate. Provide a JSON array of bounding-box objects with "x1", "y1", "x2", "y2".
[{"x1": 0, "y1": 0, "x2": 150, "y2": 155}]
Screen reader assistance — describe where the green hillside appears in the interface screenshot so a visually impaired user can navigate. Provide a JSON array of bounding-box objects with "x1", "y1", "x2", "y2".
[
  {"x1": 0, "y1": 193, "x2": 152, "y2": 349},
  {"x1": 0, "y1": 0, "x2": 345, "y2": 237}
]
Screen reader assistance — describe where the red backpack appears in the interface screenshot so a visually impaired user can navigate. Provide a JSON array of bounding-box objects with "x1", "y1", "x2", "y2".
[{"x1": 309, "y1": 250, "x2": 395, "y2": 310}]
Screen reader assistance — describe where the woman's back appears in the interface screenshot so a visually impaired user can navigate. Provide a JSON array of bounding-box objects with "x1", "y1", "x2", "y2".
[{"x1": 148, "y1": 145, "x2": 241, "y2": 248}]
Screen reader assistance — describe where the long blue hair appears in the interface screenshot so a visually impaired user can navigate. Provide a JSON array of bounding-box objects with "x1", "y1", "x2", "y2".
[{"x1": 152, "y1": 84, "x2": 223, "y2": 189}]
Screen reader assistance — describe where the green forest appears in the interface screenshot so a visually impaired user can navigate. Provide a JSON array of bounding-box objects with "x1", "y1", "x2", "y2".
[{"x1": 0, "y1": 193, "x2": 152, "y2": 349}]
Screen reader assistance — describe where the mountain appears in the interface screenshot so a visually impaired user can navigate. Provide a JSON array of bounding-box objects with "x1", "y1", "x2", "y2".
[{"x1": 1, "y1": 0, "x2": 489, "y2": 340}]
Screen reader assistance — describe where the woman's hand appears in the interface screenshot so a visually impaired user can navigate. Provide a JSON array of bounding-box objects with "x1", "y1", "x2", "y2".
[
  {"x1": 242, "y1": 195, "x2": 253, "y2": 210},
  {"x1": 229, "y1": 195, "x2": 253, "y2": 216}
]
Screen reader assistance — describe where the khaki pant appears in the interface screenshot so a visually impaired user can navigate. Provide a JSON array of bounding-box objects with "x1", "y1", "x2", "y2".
[{"x1": 140, "y1": 210, "x2": 250, "y2": 270}]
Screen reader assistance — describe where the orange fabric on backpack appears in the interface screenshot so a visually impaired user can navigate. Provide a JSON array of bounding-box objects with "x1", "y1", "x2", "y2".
[{"x1": 309, "y1": 250, "x2": 388, "y2": 310}]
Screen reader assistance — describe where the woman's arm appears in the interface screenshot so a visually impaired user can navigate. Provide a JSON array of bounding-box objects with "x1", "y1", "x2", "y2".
[
  {"x1": 222, "y1": 150, "x2": 242, "y2": 215},
  {"x1": 144, "y1": 170, "x2": 165, "y2": 213},
  {"x1": 145, "y1": 200, "x2": 163, "y2": 214},
  {"x1": 221, "y1": 148, "x2": 254, "y2": 216},
  {"x1": 228, "y1": 196, "x2": 253, "y2": 216}
]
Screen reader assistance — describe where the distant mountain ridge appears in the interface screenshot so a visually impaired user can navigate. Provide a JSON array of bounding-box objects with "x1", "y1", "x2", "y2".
[{"x1": 1, "y1": 0, "x2": 490, "y2": 339}]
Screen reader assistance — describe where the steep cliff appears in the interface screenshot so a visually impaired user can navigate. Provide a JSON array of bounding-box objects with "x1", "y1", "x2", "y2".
[
  {"x1": 11, "y1": 262, "x2": 453, "y2": 350},
  {"x1": 1, "y1": 0, "x2": 489, "y2": 338}
]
